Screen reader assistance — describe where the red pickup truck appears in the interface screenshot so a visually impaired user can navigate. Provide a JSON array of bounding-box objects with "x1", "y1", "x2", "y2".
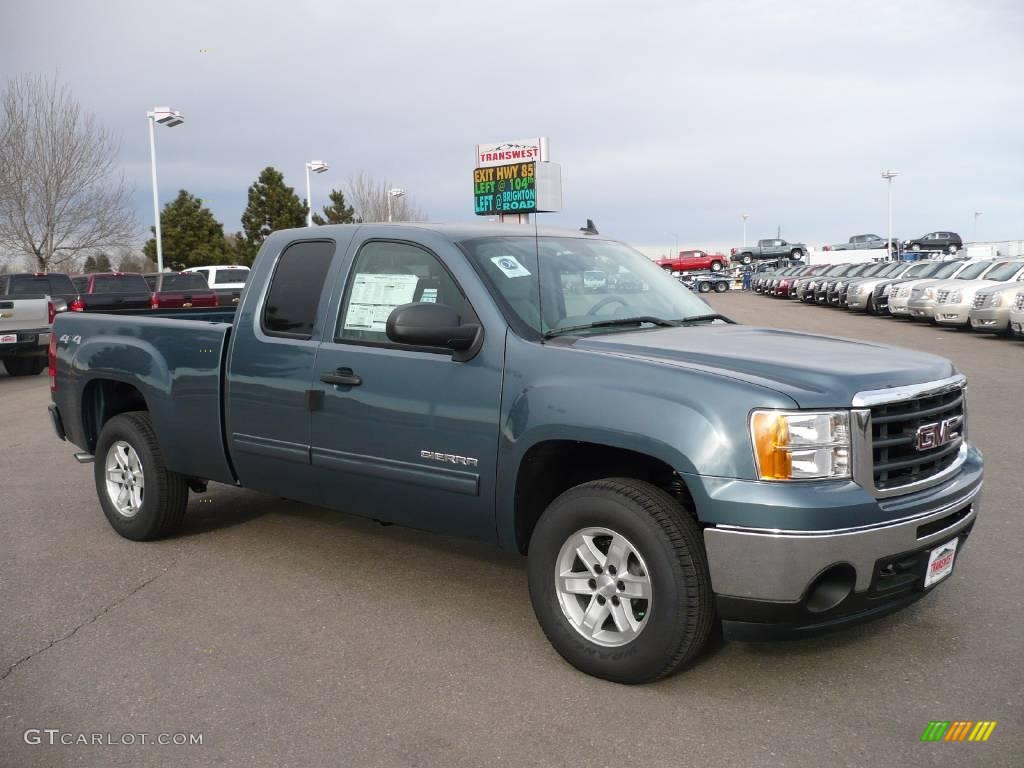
[{"x1": 655, "y1": 250, "x2": 728, "y2": 273}]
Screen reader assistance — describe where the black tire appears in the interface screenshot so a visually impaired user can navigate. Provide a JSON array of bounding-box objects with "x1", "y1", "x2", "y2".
[
  {"x1": 699, "y1": 282, "x2": 711, "y2": 293},
  {"x1": 94, "y1": 411, "x2": 189, "y2": 541},
  {"x1": 740, "y1": 254, "x2": 753, "y2": 265},
  {"x1": 865, "y1": 295, "x2": 876, "y2": 315},
  {"x1": 527, "y1": 478, "x2": 714, "y2": 684},
  {"x1": 790, "y1": 249, "x2": 804, "y2": 260},
  {"x1": 710, "y1": 261, "x2": 723, "y2": 272},
  {"x1": 714, "y1": 281, "x2": 728, "y2": 292},
  {"x1": 3, "y1": 356, "x2": 46, "y2": 376}
]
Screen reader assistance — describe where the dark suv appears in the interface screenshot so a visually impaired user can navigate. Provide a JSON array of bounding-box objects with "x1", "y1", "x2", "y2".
[{"x1": 905, "y1": 232, "x2": 962, "y2": 254}]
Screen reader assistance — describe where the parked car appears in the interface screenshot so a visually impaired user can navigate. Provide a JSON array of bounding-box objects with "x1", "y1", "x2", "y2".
[
  {"x1": 180, "y1": 265, "x2": 250, "y2": 307},
  {"x1": 823, "y1": 262, "x2": 887, "y2": 306},
  {"x1": 1008, "y1": 291, "x2": 1024, "y2": 337},
  {"x1": 730, "y1": 239, "x2": 807, "y2": 265},
  {"x1": 770, "y1": 266, "x2": 811, "y2": 297},
  {"x1": 865, "y1": 260, "x2": 961, "y2": 315},
  {"x1": 0, "y1": 272, "x2": 77, "y2": 306},
  {"x1": 813, "y1": 263, "x2": 863, "y2": 305},
  {"x1": 0, "y1": 294, "x2": 60, "y2": 376},
  {"x1": 788, "y1": 264, "x2": 832, "y2": 301},
  {"x1": 69, "y1": 273, "x2": 153, "y2": 313},
  {"x1": 656, "y1": 250, "x2": 729, "y2": 273},
  {"x1": 845, "y1": 261, "x2": 922, "y2": 313},
  {"x1": 888, "y1": 260, "x2": 973, "y2": 318},
  {"x1": 934, "y1": 260, "x2": 1024, "y2": 328},
  {"x1": 905, "y1": 260, "x2": 1001, "y2": 321},
  {"x1": 825, "y1": 234, "x2": 899, "y2": 252},
  {"x1": 144, "y1": 272, "x2": 219, "y2": 309},
  {"x1": 47, "y1": 222, "x2": 982, "y2": 684},
  {"x1": 968, "y1": 276, "x2": 1024, "y2": 334},
  {"x1": 905, "y1": 232, "x2": 962, "y2": 255}
]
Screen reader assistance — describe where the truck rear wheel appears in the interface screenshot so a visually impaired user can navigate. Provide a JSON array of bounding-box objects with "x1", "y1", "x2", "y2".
[
  {"x1": 94, "y1": 412, "x2": 189, "y2": 541},
  {"x1": 527, "y1": 479, "x2": 714, "y2": 684},
  {"x1": 740, "y1": 254, "x2": 753, "y2": 265},
  {"x1": 710, "y1": 261, "x2": 723, "y2": 272},
  {"x1": 714, "y1": 281, "x2": 728, "y2": 292},
  {"x1": 3, "y1": 356, "x2": 46, "y2": 376}
]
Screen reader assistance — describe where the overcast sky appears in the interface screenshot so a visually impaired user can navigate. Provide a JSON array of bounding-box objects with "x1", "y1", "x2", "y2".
[{"x1": 3, "y1": 0, "x2": 1022, "y2": 256}]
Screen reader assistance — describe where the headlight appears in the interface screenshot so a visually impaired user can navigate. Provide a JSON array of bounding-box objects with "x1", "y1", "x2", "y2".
[
  {"x1": 882, "y1": 284, "x2": 892, "y2": 296},
  {"x1": 923, "y1": 288, "x2": 935, "y2": 300},
  {"x1": 750, "y1": 410, "x2": 851, "y2": 481},
  {"x1": 849, "y1": 285, "x2": 862, "y2": 296},
  {"x1": 992, "y1": 294, "x2": 1003, "y2": 307},
  {"x1": 949, "y1": 289, "x2": 963, "y2": 303},
  {"x1": 837, "y1": 282, "x2": 847, "y2": 290}
]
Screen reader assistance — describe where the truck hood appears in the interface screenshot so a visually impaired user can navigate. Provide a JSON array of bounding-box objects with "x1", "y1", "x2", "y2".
[{"x1": 572, "y1": 325, "x2": 954, "y2": 408}]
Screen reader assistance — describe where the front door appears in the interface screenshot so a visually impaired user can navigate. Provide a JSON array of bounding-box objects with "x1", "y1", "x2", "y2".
[{"x1": 309, "y1": 235, "x2": 504, "y2": 542}]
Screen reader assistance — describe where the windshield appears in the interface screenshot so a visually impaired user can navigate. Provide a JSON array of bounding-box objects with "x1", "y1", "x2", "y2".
[
  {"x1": 930, "y1": 261, "x2": 965, "y2": 279},
  {"x1": 956, "y1": 260, "x2": 995, "y2": 280},
  {"x1": 983, "y1": 261, "x2": 1023, "y2": 281},
  {"x1": 461, "y1": 236, "x2": 718, "y2": 336}
]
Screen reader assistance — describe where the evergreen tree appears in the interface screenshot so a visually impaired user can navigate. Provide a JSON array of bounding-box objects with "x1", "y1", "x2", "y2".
[
  {"x1": 240, "y1": 167, "x2": 307, "y2": 260},
  {"x1": 312, "y1": 188, "x2": 358, "y2": 225},
  {"x1": 82, "y1": 255, "x2": 97, "y2": 273},
  {"x1": 223, "y1": 232, "x2": 250, "y2": 265},
  {"x1": 143, "y1": 190, "x2": 227, "y2": 268},
  {"x1": 94, "y1": 253, "x2": 112, "y2": 272}
]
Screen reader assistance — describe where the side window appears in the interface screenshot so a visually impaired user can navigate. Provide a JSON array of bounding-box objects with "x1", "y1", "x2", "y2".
[
  {"x1": 336, "y1": 240, "x2": 470, "y2": 346},
  {"x1": 261, "y1": 240, "x2": 335, "y2": 339},
  {"x1": 72, "y1": 277, "x2": 88, "y2": 293}
]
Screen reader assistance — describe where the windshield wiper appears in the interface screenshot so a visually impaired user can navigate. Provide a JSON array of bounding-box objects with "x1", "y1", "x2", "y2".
[
  {"x1": 543, "y1": 316, "x2": 680, "y2": 338},
  {"x1": 678, "y1": 313, "x2": 733, "y2": 325}
]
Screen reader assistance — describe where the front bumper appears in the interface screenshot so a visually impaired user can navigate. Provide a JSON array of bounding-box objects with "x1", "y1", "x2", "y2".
[
  {"x1": 1010, "y1": 312, "x2": 1024, "y2": 336},
  {"x1": 934, "y1": 303, "x2": 970, "y2": 325},
  {"x1": 846, "y1": 291, "x2": 870, "y2": 310},
  {"x1": 969, "y1": 307, "x2": 1010, "y2": 332},
  {"x1": 889, "y1": 297, "x2": 912, "y2": 315},
  {"x1": 907, "y1": 297, "x2": 937, "y2": 319},
  {"x1": 693, "y1": 444, "x2": 982, "y2": 639}
]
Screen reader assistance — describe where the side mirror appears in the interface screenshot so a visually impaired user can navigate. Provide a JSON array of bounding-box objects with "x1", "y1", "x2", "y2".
[{"x1": 386, "y1": 302, "x2": 483, "y2": 361}]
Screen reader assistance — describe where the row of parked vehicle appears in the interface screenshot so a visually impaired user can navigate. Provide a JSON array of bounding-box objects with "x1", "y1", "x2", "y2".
[
  {"x1": 0, "y1": 265, "x2": 250, "y2": 377},
  {"x1": 749, "y1": 257, "x2": 1024, "y2": 338}
]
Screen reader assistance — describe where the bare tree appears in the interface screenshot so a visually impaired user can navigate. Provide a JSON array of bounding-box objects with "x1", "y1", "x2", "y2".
[
  {"x1": 346, "y1": 172, "x2": 426, "y2": 223},
  {"x1": 0, "y1": 74, "x2": 137, "y2": 271}
]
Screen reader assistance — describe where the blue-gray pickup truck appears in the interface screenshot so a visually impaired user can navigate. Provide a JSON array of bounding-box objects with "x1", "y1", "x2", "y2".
[{"x1": 47, "y1": 223, "x2": 982, "y2": 684}]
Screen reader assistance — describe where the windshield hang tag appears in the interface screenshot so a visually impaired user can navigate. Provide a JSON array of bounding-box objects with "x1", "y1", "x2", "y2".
[{"x1": 491, "y1": 255, "x2": 531, "y2": 278}]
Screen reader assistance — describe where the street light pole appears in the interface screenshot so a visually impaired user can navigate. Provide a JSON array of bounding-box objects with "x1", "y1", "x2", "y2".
[
  {"x1": 304, "y1": 161, "x2": 329, "y2": 227},
  {"x1": 146, "y1": 107, "x2": 184, "y2": 273},
  {"x1": 741, "y1": 214, "x2": 749, "y2": 247},
  {"x1": 881, "y1": 170, "x2": 898, "y2": 260},
  {"x1": 387, "y1": 188, "x2": 405, "y2": 222},
  {"x1": 973, "y1": 211, "x2": 982, "y2": 242}
]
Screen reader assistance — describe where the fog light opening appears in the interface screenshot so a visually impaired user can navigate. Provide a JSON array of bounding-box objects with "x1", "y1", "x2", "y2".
[{"x1": 805, "y1": 564, "x2": 856, "y2": 613}]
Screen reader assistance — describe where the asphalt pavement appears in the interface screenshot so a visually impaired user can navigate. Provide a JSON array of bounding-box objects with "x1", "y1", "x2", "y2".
[{"x1": 1, "y1": 293, "x2": 1021, "y2": 767}]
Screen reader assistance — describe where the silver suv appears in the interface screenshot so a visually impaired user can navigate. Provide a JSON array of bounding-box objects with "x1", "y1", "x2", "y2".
[
  {"x1": 905, "y1": 260, "x2": 999, "y2": 320},
  {"x1": 934, "y1": 260, "x2": 1024, "y2": 327}
]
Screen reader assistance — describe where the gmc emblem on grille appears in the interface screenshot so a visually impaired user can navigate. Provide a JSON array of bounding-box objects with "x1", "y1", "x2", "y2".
[{"x1": 915, "y1": 416, "x2": 962, "y2": 451}]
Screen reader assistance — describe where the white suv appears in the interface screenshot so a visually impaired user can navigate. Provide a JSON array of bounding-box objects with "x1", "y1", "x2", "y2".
[{"x1": 181, "y1": 265, "x2": 250, "y2": 307}]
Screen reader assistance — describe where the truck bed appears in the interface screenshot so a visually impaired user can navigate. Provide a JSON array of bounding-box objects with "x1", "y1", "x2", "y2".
[{"x1": 51, "y1": 310, "x2": 236, "y2": 484}]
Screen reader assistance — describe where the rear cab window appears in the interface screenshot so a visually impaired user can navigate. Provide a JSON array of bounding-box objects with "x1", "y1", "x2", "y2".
[
  {"x1": 92, "y1": 275, "x2": 150, "y2": 293},
  {"x1": 214, "y1": 269, "x2": 249, "y2": 285}
]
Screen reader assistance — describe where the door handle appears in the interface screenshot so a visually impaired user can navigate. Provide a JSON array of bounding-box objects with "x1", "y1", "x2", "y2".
[{"x1": 320, "y1": 368, "x2": 362, "y2": 386}]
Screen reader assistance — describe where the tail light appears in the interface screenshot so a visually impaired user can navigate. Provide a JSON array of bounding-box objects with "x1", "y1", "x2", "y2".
[
  {"x1": 48, "y1": 300, "x2": 55, "y2": 325},
  {"x1": 730, "y1": 247, "x2": 737, "y2": 256},
  {"x1": 48, "y1": 332, "x2": 57, "y2": 391},
  {"x1": 150, "y1": 293, "x2": 160, "y2": 310},
  {"x1": 70, "y1": 297, "x2": 85, "y2": 312}
]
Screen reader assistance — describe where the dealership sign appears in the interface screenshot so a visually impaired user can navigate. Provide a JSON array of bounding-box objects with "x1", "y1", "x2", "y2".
[
  {"x1": 474, "y1": 162, "x2": 536, "y2": 215},
  {"x1": 476, "y1": 137, "x2": 548, "y2": 168}
]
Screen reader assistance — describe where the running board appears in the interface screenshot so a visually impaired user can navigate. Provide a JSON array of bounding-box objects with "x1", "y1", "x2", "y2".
[{"x1": 73, "y1": 452, "x2": 94, "y2": 464}]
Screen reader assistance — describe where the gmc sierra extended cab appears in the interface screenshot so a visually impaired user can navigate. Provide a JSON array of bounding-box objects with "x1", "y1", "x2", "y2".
[
  {"x1": 655, "y1": 250, "x2": 728, "y2": 273},
  {"x1": 731, "y1": 239, "x2": 807, "y2": 265},
  {"x1": 47, "y1": 223, "x2": 983, "y2": 684}
]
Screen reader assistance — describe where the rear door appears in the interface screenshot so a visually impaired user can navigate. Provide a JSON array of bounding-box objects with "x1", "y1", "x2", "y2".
[
  {"x1": 225, "y1": 237, "x2": 348, "y2": 502},
  {"x1": 307, "y1": 231, "x2": 504, "y2": 541}
]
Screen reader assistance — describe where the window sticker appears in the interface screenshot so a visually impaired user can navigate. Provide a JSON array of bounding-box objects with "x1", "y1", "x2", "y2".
[
  {"x1": 343, "y1": 273, "x2": 420, "y2": 332},
  {"x1": 490, "y1": 255, "x2": 532, "y2": 278},
  {"x1": 420, "y1": 287, "x2": 438, "y2": 303}
]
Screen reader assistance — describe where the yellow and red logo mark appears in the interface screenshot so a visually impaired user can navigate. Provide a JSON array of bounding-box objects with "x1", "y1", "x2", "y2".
[{"x1": 921, "y1": 721, "x2": 997, "y2": 742}]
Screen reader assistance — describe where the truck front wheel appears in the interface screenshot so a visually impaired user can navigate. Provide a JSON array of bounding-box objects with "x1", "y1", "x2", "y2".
[
  {"x1": 740, "y1": 254, "x2": 753, "y2": 265},
  {"x1": 710, "y1": 261, "x2": 723, "y2": 272},
  {"x1": 527, "y1": 478, "x2": 714, "y2": 684},
  {"x1": 94, "y1": 412, "x2": 189, "y2": 541}
]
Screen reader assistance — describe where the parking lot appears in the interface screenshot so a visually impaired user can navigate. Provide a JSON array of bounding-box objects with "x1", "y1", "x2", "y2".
[{"x1": 1, "y1": 291, "x2": 1021, "y2": 768}]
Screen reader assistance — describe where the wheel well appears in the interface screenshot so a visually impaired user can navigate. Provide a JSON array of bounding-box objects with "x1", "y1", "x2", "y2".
[
  {"x1": 513, "y1": 441, "x2": 695, "y2": 554},
  {"x1": 82, "y1": 379, "x2": 149, "y2": 452}
]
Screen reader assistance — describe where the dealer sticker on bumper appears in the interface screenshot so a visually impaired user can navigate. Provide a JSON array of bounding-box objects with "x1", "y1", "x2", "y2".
[
  {"x1": 924, "y1": 538, "x2": 959, "y2": 588},
  {"x1": 0, "y1": 334, "x2": 17, "y2": 344}
]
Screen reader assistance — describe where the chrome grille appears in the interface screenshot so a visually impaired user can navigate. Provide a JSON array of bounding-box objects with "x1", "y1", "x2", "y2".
[
  {"x1": 937, "y1": 289, "x2": 950, "y2": 304},
  {"x1": 972, "y1": 293, "x2": 987, "y2": 309},
  {"x1": 870, "y1": 386, "x2": 965, "y2": 492},
  {"x1": 1015, "y1": 293, "x2": 1024, "y2": 310},
  {"x1": 911, "y1": 287, "x2": 924, "y2": 299}
]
